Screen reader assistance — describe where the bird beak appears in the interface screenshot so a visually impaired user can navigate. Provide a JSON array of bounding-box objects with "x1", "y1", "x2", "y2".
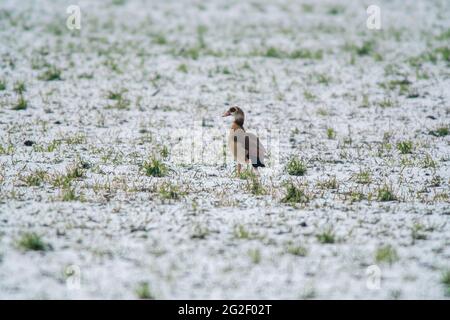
[{"x1": 222, "y1": 111, "x2": 231, "y2": 117}]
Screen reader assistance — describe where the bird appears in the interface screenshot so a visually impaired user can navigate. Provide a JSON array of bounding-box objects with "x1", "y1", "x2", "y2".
[{"x1": 222, "y1": 106, "x2": 266, "y2": 175}]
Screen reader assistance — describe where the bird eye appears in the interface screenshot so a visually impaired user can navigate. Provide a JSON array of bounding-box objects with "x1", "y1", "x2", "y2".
[{"x1": 229, "y1": 107, "x2": 236, "y2": 113}]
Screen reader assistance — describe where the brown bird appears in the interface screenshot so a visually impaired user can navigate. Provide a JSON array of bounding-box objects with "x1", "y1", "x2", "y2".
[{"x1": 222, "y1": 106, "x2": 266, "y2": 175}]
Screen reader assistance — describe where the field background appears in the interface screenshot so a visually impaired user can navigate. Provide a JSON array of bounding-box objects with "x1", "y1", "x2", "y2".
[{"x1": 0, "y1": 0, "x2": 449, "y2": 299}]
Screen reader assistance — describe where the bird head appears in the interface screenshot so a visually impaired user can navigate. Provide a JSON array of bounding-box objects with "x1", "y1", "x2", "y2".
[
  {"x1": 222, "y1": 106, "x2": 244, "y2": 126},
  {"x1": 222, "y1": 106, "x2": 243, "y2": 117}
]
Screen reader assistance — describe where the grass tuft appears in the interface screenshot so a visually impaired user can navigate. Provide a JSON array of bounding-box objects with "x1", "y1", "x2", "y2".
[
  {"x1": 135, "y1": 282, "x2": 155, "y2": 299},
  {"x1": 281, "y1": 182, "x2": 310, "y2": 204},
  {"x1": 263, "y1": 47, "x2": 322, "y2": 60},
  {"x1": 290, "y1": 49, "x2": 323, "y2": 60},
  {"x1": 316, "y1": 228, "x2": 336, "y2": 244},
  {"x1": 177, "y1": 64, "x2": 188, "y2": 73},
  {"x1": 353, "y1": 169, "x2": 372, "y2": 184},
  {"x1": 190, "y1": 224, "x2": 210, "y2": 239},
  {"x1": 234, "y1": 224, "x2": 251, "y2": 239},
  {"x1": 326, "y1": 128, "x2": 336, "y2": 139},
  {"x1": 245, "y1": 175, "x2": 266, "y2": 195},
  {"x1": 378, "y1": 98, "x2": 394, "y2": 108},
  {"x1": 13, "y1": 81, "x2": 26, "y2": 94},
  {"x1": 60, "y1": 186, "x2": 84, "y2": 202},
  {"x1": 286, "y1": 157, "x2": 307, "y2": 176},
  {"x1": 397, "y1": 140, "x2": 413, "y2": 154},
  {"x1": 441, "y1": 270, "x2": 450, "y2": 297},
  {"x1": 237, "y1": 168, "x2": 254, "y2": 179},
  {"x1": 12, "y1": 95, "x2": 28, "y2": 110},
  {"x1": 286, "y1": 245, "x2": 308, "y2": 256},
  {"x1": 153, "y1": 34, "x2": 167, "y2": 45},
  {"x1": 33, "y1": 139, "x2": 61, "y2": 152},
  {"x1": 106, "y1": 89, "x2": 130, "y2": 109},
  {"x1": 317, "y1": 176, "x2": 338, "y2": 190},
  {"x1": 107, "y1": 89, "x2": 127, "y2": 100},
  {"x1": 411, "y1": 223, "x2": 427, "y2": 242},
  {"x1": 248, "y1": 249, "x2": 261, "y2": 264},
  {"x1": 142, "y1": 157, "x2": 168, "y2": 177},
  {"x1": 377, "y1": 184, "x2": 397, "y2": 202},
  {"x1": 20, "y1": 170, "x2": 47, "y2": 186},
  {"x1": 355, "y1": 40, "x2": 375, "y2": 56},
  {"x1": 64, "y1": 133, "x2": 86, "y2": 145},
  {"x1": 0, "y1": 144, "x2": 14, "y2": 155},
  {"x1": 51, "y1": 163, "x2": 85, "y2": 188},
  {"x1": 105, "y1": 89, "x2": 130, "y2": 109},
  {"x1": 429, "y1": 126, "x2": 449, "y2": 137},
  {"x1": 422, "y1": 154, "x2": 436, "y2": 169},
  {"x1": 158, "y1": 182, "x2": 183, "y2": 200},
  {"x1": 379, "y1": 79, "x2": 412, "y2": 95},
  {"x1": 17, "y1": 233, "x2": 50, "y2": 251},
  {"x1": 39, "y1": 65, "x2": 62, "y2": 81},
  {"x1": 159, "y1": 145, "x2": 170, "y2": 159},
  {"x1": 375, "y1": 245, "x2": 398, "y2": 264}
]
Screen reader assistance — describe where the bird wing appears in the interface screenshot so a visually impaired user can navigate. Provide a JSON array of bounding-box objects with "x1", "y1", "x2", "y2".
[{"x1": 231, "y1": 130, "x2": 265, "y2": 165}]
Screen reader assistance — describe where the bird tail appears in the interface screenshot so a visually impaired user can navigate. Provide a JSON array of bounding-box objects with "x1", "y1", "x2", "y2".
[{"x1": 252, "y1": 158, "x2": 265, "y2": 168}]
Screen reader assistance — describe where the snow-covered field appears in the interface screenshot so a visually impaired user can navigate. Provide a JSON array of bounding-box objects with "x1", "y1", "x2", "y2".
[{"x1": 0, "y1": 0, "x2": 449, "y2": 299}]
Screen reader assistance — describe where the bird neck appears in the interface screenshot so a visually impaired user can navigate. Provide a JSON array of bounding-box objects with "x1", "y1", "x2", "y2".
[
  {"x1": 231, "y1": 121, "x2": 244, "y2": 131},
  {"x1": 233, "y1": 112, "x2": 244, "y2": 129}
]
